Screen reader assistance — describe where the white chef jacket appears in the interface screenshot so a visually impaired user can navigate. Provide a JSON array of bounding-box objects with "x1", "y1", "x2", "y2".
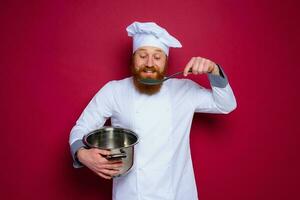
[{"x1": 69, "y1": 75, "x2": 237, "y2": 200}]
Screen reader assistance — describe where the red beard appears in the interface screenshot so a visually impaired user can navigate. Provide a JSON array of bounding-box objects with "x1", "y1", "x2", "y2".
[{"x1": 131, "y1": 65, "x2": 167, "y2": 95}]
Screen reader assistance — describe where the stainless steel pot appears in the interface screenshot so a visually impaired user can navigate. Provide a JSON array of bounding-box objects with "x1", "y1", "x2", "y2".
[{"x1": 83, "y1": 126, "x2": 139, "y2": 177}]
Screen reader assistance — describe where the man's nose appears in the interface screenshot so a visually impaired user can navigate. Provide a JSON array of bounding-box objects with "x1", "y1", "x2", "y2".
[{"x1": 146, "y1": 57, "x2": 154, "y2": 67}]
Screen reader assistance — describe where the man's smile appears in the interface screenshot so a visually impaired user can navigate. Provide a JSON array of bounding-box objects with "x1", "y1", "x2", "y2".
[{"x1": 140, "y1": 67, "x2": 159, "y2": 78}]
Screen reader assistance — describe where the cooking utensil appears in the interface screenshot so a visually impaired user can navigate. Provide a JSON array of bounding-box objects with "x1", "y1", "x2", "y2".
[
  {"x1": 138, "y1": 69, "x2": 192, "y2": 85},
  {"x1": 83, "y1": 126, "x2": 139, "y2": 177}
]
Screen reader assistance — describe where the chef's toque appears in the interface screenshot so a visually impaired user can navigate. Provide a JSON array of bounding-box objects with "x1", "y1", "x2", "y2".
[{"x1": 126, "y1": 21, "x2": 182, "y2": 56}]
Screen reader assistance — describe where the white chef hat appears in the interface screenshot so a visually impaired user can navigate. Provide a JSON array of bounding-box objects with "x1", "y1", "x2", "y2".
[{"x1": 126, "y1": 21, "x2": 182, "y2": 56}]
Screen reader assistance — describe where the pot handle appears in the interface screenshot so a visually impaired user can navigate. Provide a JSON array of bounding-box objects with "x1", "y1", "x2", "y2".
[{"x1": 106, "y1": 149, "x2": 127, "y2": 160}]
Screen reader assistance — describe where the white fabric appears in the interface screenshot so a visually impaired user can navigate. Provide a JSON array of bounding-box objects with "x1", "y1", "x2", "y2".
[
  {"x1": 126, "y1": 22, "x2": 182, "y2": 55},
  {"x1": 69, "y1": 77, "x2": 236, "y2": 200}
]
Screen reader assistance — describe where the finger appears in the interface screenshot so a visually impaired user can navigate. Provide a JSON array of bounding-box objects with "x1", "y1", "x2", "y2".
[
  {"x1": 208, "y1": 61, "x2": 217, "y2": 73},
  {"x1": 197, "y1": 58, "x2": 204, "y2": 74},
  {"x1": 101, "y1": 169, "x2": 121, "y2": 177},
  {"x1": 91, "y1": 165, "x2": 117, "y2": 175},
  {"x1": 95, "y1": 149, "x2": 111, "y2": 156},
  {"x1": 97, "y1": 156, "x2": 122, "y2": 164},
  {"x1": 94, "y1": 162, "x2": 122, "y2": 171},
  {"x1": 103, "y1": 162, "x2": 124, "y2": 170},
  {"x1": 201, "y1": 59, "x2": 209, "y2": 73},
  {"x1": 193, "y1": 57, "x2": 201, "y2": 74},
  {"x1": 96, "y1": 172, "x2": 112, "y2": 180},
  {"x1": 93, "y1": 164, "x2": 120, "y2": 174},
  {"x1": 107, "y1": 159, "x2": 123, "y2": 164},
  {"x1": 95, "y1": 158, "x2": 122, "y2": 168},
  {"x1": 89, "y1": 148, "x2": 111, "y2": 158},
  {"x1": 184, "y1": 57, "x2": 195, "y2": 76}
]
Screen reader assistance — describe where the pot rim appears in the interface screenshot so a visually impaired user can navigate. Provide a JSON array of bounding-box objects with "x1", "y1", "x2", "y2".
[{"x1": 83, "y1": 126, "x2": 139, "y2": 150}]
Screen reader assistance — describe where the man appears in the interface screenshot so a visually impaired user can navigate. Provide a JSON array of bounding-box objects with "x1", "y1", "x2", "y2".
[{"x1": 69, "y1": 21, "x2": 237, "y2": 200}]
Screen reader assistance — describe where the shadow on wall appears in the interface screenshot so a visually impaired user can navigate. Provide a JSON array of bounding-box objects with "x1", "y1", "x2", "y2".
[
  {"x1": 192, "y1": 113, "x2": 233, "y2": 136},
  {"x1": 58, "y1": 144, "x2": 112, "y2": 199}
]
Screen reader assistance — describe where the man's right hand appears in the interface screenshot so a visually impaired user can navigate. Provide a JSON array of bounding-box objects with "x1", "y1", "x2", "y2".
[{"x1": 77, "y1": 148, "x2": 123, "y2": 179}]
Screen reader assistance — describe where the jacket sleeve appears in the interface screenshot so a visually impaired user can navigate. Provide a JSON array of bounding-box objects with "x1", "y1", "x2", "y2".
[
  {"x1": 191, "y1": 66, "x2": 237, "y2": 114},
  {"x1": 69, "y1": 81, "x2": 115, "y2": 168}
]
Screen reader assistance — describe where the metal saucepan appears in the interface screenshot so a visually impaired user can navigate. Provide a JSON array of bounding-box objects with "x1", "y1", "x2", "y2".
[{"x1": 83, "y1": 126, "x2": 139, "y2": 177}]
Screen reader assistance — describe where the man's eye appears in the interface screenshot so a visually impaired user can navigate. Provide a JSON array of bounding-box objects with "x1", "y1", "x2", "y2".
[
  {"x1": 140, "y1": 55, "x2": 146, "y2": 58},
  {"x1": 154, "y1": 56, "x2": 161, "y2": 60}
]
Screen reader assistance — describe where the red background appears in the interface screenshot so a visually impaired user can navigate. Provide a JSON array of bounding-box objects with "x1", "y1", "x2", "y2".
[{"x1": 1, "y1": 0, "x2": 299, "y2": 199}]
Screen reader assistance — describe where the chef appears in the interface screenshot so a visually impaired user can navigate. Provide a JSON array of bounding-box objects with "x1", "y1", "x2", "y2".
[{"x1": 69, "y1": 21, "x2": 237, "y2": 200}]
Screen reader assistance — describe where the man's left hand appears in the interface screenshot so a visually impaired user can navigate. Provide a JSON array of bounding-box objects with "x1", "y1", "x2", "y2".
[{"x1": 183, "y1": 57, "x2": 220, "y2": 76}]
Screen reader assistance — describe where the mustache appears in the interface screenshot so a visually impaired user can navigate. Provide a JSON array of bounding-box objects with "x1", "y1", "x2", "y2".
[{"x1": 138, "y1": 66, "x2": 159, "y2": 73}]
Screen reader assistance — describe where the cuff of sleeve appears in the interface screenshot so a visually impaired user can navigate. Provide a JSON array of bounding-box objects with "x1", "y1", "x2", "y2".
[
  {"x1": 70, "y1": 139, "x2": 86, "y2": 168},
  {"x1": 208, "y1": 64, "x2": 229, "y2": 88}
]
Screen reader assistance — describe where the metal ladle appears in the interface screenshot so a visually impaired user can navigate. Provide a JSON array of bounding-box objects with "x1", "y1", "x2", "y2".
[{"x1": 138, "y1": 69, "x2": 192, "y2": 85}]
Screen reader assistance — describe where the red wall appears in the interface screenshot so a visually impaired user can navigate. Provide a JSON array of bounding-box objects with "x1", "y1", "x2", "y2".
[{"x1": 1, "y1": 0, "x2": 299, "y2": 199}]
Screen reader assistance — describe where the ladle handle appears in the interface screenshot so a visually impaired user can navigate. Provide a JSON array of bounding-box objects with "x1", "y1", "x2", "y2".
[{"x1": 164, "y1": 69, "x2": 192, "y2": 81}]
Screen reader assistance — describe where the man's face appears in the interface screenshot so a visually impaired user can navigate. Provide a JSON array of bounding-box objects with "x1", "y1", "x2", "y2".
[
  {"x1": 131, "y1": 46, "x2": 168, "y2": 95},
  {"x1": 133, "y1": 46, "x2": 167, "y2": 79}
]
